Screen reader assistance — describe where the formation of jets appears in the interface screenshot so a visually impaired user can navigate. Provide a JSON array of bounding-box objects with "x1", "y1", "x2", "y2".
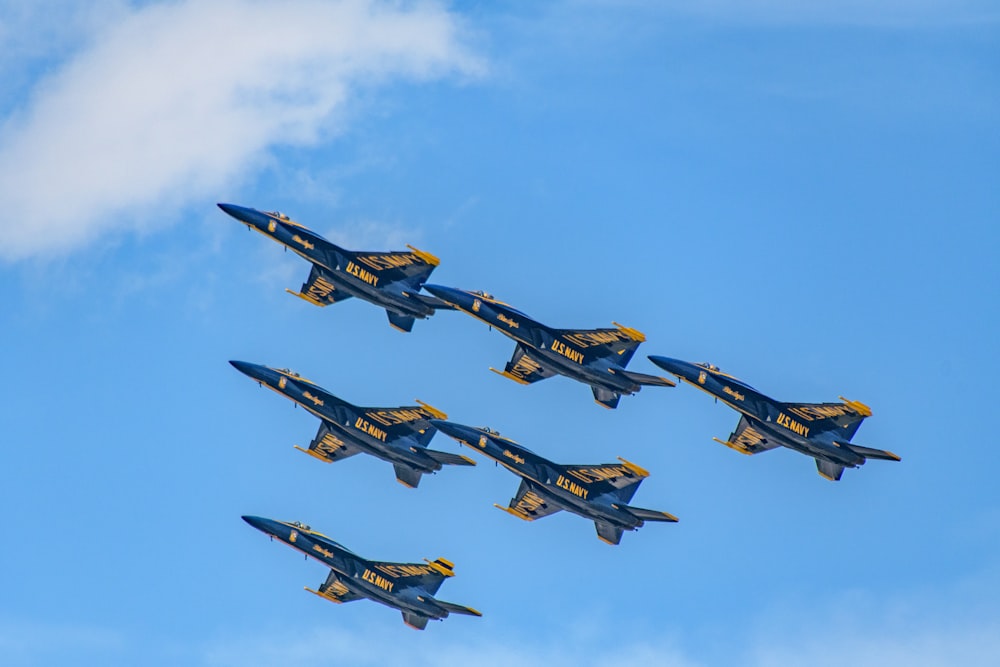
[{"x1": 222, "y1": 203, "x2": 900, "y2": 629}]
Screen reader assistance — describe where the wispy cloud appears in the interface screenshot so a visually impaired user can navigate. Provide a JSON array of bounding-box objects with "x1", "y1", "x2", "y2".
[
  {"x1": 589, "y1": 0, "x2": 1000, "y2": 28},
  {"x1": 0, "y1": 0, "x2": 482, "y2": 261},
  {"x1": 199, "y1": 571, "x2": 1000, "y2": 667}
]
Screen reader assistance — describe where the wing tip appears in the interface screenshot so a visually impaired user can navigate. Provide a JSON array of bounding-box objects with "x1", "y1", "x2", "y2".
[
  {"x1": 616, "y1": 456, "x2": 650, "y2": 478},
  {"x1": 415, "y1": 399, "x2": 448, "y2": 420},
  {"x1": 406, "y1": 244, "x2": 441, "y2": 266},
  {"x1": 489, "y1": 367, "x2": 530, "y2": 385},
  {"x1": 712, "y1": 437, "x2": 753, "y2": 455},
  {"x1": 838, "y1": 396, "x2": 873, "y2": 417},
  {"x1": 493, "y1": 503, "x2": 531, "y2": 521},
  {"x1": 612, "y1": 321, "x2": 646, "y2": 342}
]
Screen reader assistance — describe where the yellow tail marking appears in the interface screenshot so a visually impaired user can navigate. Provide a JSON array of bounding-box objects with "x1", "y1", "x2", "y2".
[
  {"x1": 406, "y1": 244, "x2": 441, "y2": 266},
  {"x1": 612, "y1": 321, "x2": 646, "y2": 342},
  {"x1": 424, "y1": 558, "x2": 455, "y2": 577},
  {"x1": 489, "y1": 367, "x2": 530, "y2": 385},
  {"x1": 415, "y1": 399, "x2": 448, "y2": 420},
  {"x1": 616, "y1": 456, "x2": 650, "y2": 478},
  {"x1": 712, "y1": 437, "x2": 753, "y2": 455},
  {"x1": 838, "y1": 396, "x2": 873, "y2": 417},
  {"x1": 285, "y1": 288, "x2": 326, "y2": 306},
  {"x1": 494, "y1": 503, "x2": 531, "y2": 521},
  {"x1": 294, "y1": 445, "x2": 332, "y2": 463}
]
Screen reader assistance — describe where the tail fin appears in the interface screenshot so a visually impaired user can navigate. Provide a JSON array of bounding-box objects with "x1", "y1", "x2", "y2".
[
  {"x1": 595, "y1": 521, "x2": 625, "y2": 545},
  {"x1": 393, "y1": 464, "x2": 423, "y2": 488},
  {"x1": 592, "y1": 386, "x2": 622, "y2": 409},
  {"x1": 386, "y1": 310, "x2": 415, "y2": 332},
  {"x1": 402, "y1": 612, "x2": 430, "y2": 630}
]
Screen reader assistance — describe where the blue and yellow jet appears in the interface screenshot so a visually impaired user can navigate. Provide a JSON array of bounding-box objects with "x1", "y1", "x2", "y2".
[
  {"x1": 242, "y1": 516, "x2": 481, "y2": 630},
  {"x1": 230, "y1": 361, "x2": 474, "y2": 487},
  {"x1": 218, "y1": 203, "x2": 451, "y2": 332},
  {"x1": 430, "y1": 420, "x2": 678, "y2": 544},
  {"x1": 422, "y1": 285, "x2": 675, "y2": 408},
  {"x1": 647, "y1": 356, "x2": 901, "y2": 481}
]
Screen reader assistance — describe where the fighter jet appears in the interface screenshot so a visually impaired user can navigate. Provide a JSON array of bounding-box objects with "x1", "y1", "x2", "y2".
[
  {"x1": 430, "y1": 419, "x2": 678, "y2": 544},
  {"x1": 230, "y1": 361, "x2": 474, "y2": 487},
  {"x1": 218, "y1": 203, "x2": 451, "y2": 332},
  {"x1": 647, "y1": 356, "x2": 900, "y2": 481},
  {"x1": 242, "y1": 515, "x2": 481, "y2": 630},
  {"x1": 422, "y1": 285, "x2": 675, "y2": 408}
]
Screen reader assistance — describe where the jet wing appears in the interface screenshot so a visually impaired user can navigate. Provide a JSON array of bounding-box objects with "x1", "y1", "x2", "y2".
[
  {"x1": 356, "y1": 402, "x2": 447, "y2": 444},
  {"x1": 294, "y1": 421, "x2": 363, "y2": 463},
  {"x1": 783, "y1": 400, "x2": 870, "y2": 441},
  {"x1": 287, "y1": 264, "x2": 354, "y2": 307},
  {"x1": 490, "y1": 345, "x2": 557, "y2": 385},
  {"x1": 559, "y1": 459, "x2": 649, "y2": 504},
  {"x1": 367, "y1": 557, "x2": 455, "y2": 596},
  {"x1": 495, "y1": 480, "x2": 561, "y2": 521},
  {"x1": 553, "y1": 324, "x2": 645, "y2": 365},
  {"x1": 305, "y1": 569, "x2": 364, "y2": 604},
  {"x1": 350, "y1": 246, "x2": 440, "y2": 288},
  {"x1": 714, "y1": 416, "x2": 782, "y2": 455}
]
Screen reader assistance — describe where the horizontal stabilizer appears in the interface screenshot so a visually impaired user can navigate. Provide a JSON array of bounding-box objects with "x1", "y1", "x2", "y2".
[
  {"x1": 433, "y1": 599, "x2": 483, "y2": 617},
  {"x1": 393, "y1": 464, "x2": 423, "y2": 488},
  {"x1": 609, "y1": 368, "x2": 676, "y2": 387},
  {"x1": 422, "y1": 449, "x2": 477, "y2": 467},
  {"x1": 839, "y1": 443, "x2": 901, "y2": 462},
  {"x1": 619, "y1": 504, "x2": 679, "y2": 523}
]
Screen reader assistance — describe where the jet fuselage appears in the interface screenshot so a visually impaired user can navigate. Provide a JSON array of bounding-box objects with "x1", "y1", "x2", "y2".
[
  {"x1": 230, "y1": 361, "x2": 444, "y2": 473},
  {"x1": 219, "y1": 203, "x2": 434, "y2": 319}
]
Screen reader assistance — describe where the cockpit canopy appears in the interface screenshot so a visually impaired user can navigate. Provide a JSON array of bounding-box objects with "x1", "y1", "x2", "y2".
[
  {"x1": 290, "y1": 520, "x2": 311, "y2": 531},
  {"x1": 267, "y1": 211, "x2": 290, "y2": 221},
  {"x1": 478, "y1": 426, "x2": 500, "y2": 436},
  {"x1": 695, "y1": 362, "x2": 720, "y2": 372},
  {"x1": 277, "y1": 368, "x2": 300, "y2": 378},
  {"x1": 470, "y1": 290, "x2": 494, "y2": 299}
]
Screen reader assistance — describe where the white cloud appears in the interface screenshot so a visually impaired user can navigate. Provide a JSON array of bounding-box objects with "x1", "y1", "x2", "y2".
[
  {"x1": 0, "y1": 0, "x2": 481, "y2": 261},
  {"x1": 199, "y1": 572, "x2": 1000, "y2": 667}
]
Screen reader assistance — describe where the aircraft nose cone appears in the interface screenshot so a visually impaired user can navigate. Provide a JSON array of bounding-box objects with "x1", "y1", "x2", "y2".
[
  {"x1": 242, "y1": 515, "x2": 269, "y2": 532},
  {"x1": 229, "y1": 359, "x2": 256, "y2": 377},
  {"x1": 218, "y1": 202, "x2": 256, "y2": 222},
  {"x1": 647, "y1": 356, "x2": 690, "y2": 378},
  {"x1": 429, "y1": 419, "x2": 478, "y2": 444},
  {"x1": 229, "y1": 360, "x2": 277, "y2": 386},
  {"x1": 218, "y1": 202, "x2": 272, "y2": 229},
  {"x1": 422, "y1": 284, "x2": 456, "y2": 302}
]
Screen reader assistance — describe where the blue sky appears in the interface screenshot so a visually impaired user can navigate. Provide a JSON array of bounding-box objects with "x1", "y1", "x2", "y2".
[{"x1": 1, "y1": 1, "x2": 998, "y2": 665}]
